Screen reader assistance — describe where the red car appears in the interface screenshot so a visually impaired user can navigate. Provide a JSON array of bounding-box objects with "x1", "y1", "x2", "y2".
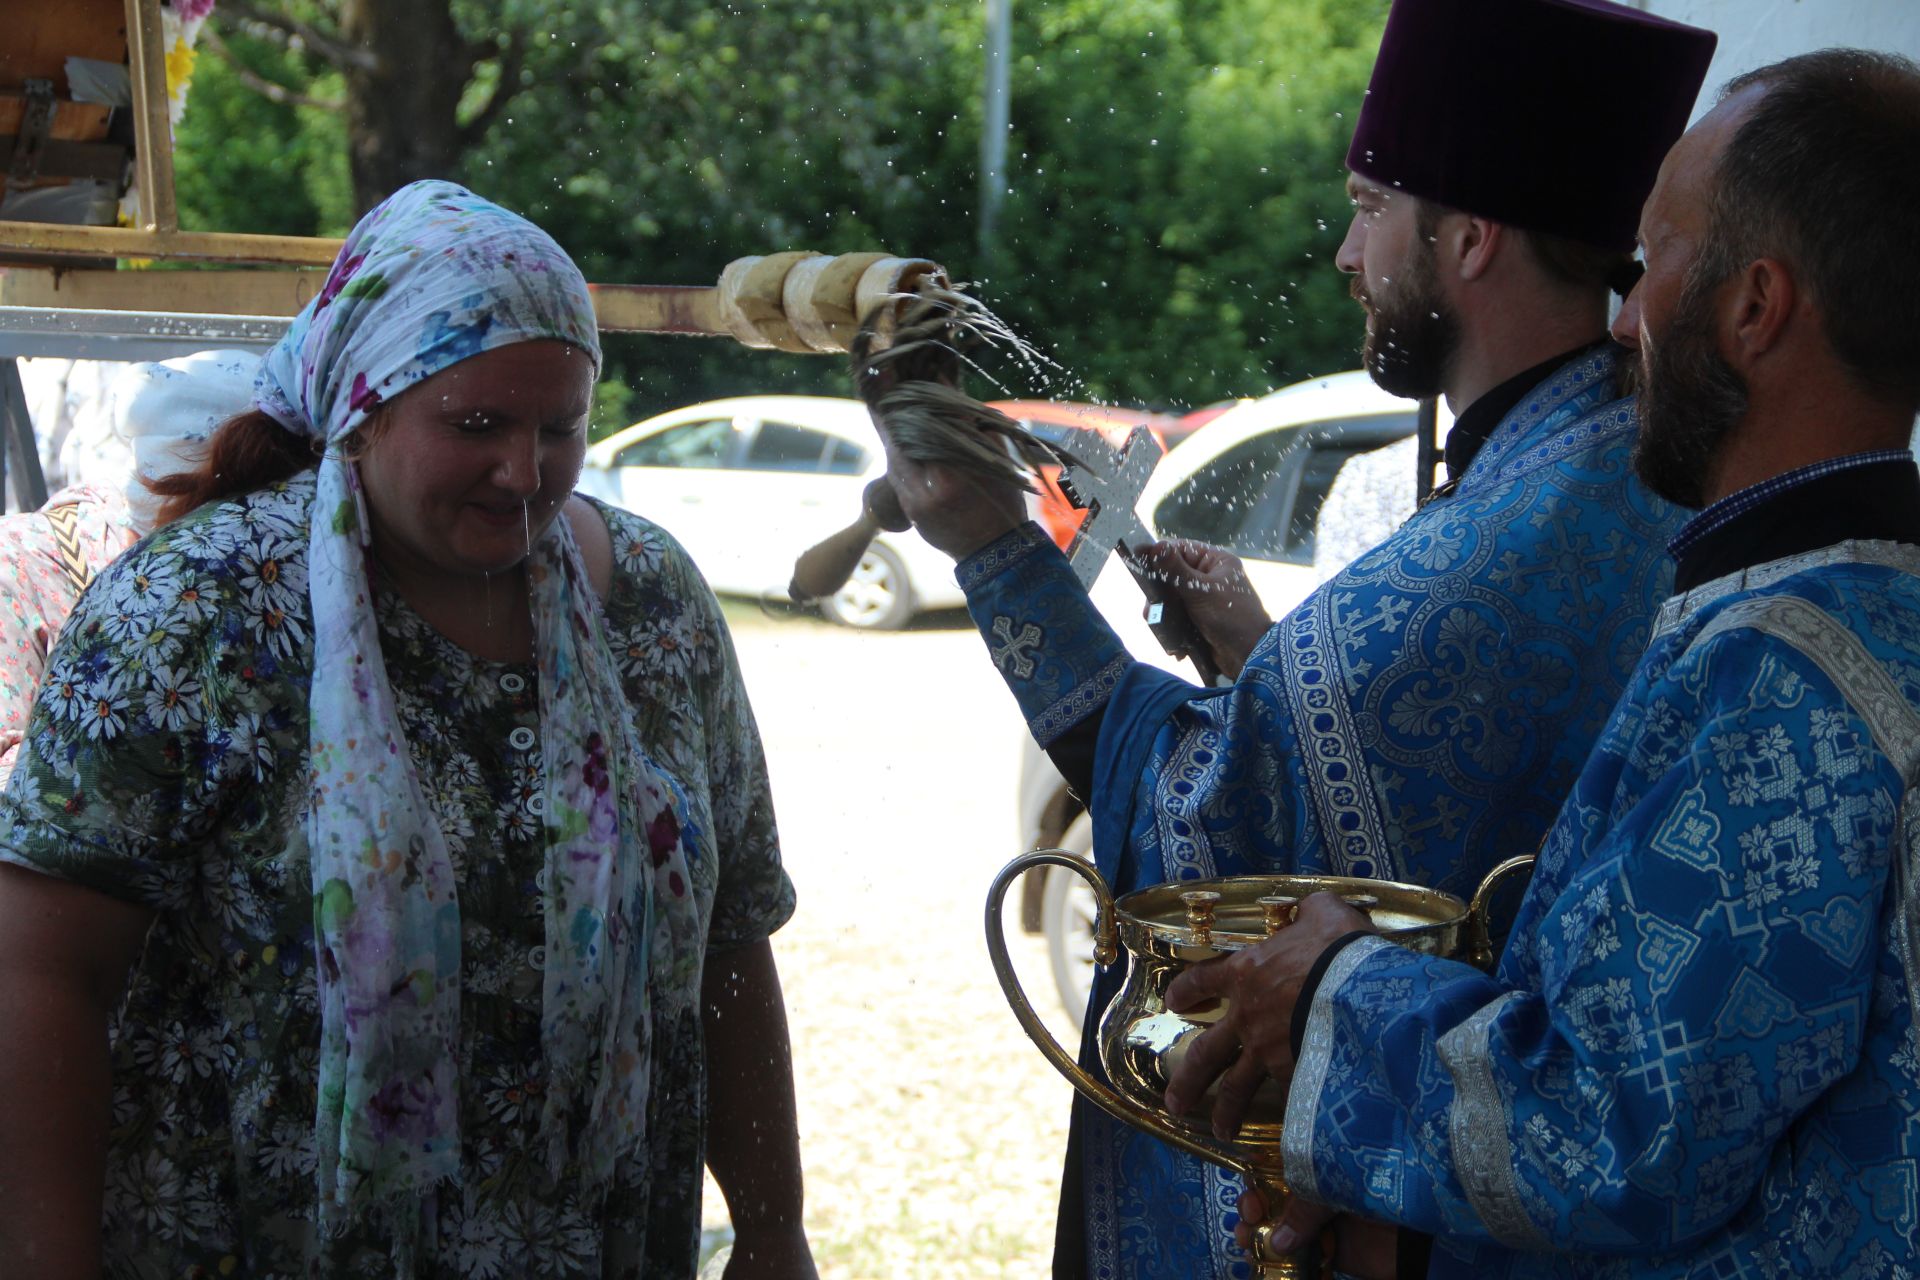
[{"x1": 988, "y1": 400, "x2": 1192, "y2": 549}]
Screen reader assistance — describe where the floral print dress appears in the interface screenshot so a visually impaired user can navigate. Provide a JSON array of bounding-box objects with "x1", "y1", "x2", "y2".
[{"x1": 0, "y1": 475, "x2": 794, "y2": 1278}]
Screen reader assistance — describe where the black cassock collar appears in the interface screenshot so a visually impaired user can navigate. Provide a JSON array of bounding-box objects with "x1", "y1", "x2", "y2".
[{"x1": 1670, "y1": 457, "x2": 1920, "y2": 593}]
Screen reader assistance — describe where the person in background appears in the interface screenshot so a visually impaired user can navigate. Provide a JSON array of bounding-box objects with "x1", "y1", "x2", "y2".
[
  {"x1": 0, "y1": 349, "x2": 256, "y2": 779},
  {"x1": 1165, "y1": 48, "x2": 1920, "y2": 1278},
  {"x1": 0, "y1": 180, "x2": 814, "y2": 1279},
  {"x1": 876, "y1": 0, "x2": 1714, "y2": 1272},
  {"x1": 16, "y1": 355, "x2": 129, "y2": 493}
]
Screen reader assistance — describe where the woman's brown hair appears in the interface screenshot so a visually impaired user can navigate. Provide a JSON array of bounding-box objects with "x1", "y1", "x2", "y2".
[
  {"x1": 147, "y1": 410, "x2": 316, "y2": 527},
  {"x1": 147, "y1": 408, "x2": 392, "y2": 527}
]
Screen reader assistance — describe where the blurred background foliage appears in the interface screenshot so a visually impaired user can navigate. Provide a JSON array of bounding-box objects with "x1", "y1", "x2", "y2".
[{"x1": 177, "y1": 0, "x2": 1387, "y2": 437}]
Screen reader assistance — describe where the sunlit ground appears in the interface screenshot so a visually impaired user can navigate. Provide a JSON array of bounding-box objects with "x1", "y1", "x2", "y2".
[{"x1": 697, "y1": 599, "x2": 1084, "y2": 1278}]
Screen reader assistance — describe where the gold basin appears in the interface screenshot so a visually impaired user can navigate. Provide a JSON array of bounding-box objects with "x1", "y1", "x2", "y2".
[{"x1": 985, "y1": 851, "x2": 1532, "y2": 1277}]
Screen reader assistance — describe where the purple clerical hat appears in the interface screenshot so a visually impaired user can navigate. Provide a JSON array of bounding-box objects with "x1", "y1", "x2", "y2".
[{"x1": 1346, "y1": 0, "x2": 1716, "y2": 251}]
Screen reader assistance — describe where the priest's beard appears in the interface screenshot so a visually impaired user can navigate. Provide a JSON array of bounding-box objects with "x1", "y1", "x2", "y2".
[
  {"x1": 1355, "y1": 242, "x2": 1459, "y2": 399},
  {"x1": 1630, "y1": 269, "x2": 1749, "y2": 510}
]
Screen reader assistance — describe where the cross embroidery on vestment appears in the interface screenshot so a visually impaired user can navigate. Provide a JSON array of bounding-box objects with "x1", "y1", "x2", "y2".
[{"x1": 991, "y1": 615, "x2": 1043, "y2": 679}]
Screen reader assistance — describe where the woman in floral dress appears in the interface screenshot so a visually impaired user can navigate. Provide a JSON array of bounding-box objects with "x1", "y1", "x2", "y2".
[{"x1": 0, "y1": 182, "x2": 812, "y2": 1278}]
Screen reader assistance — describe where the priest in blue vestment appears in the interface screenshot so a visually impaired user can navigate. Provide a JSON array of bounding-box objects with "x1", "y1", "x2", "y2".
[
  {"x1": 1164, "y1": 48, "x2": 1920, "y2": 1278},
  {"x1": 878, "y1": 0, "x2": 1713, "y2": 1273}
]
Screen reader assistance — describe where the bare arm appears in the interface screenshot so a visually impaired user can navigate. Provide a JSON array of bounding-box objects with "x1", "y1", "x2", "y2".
[
  {"x1": 0, "y1": 863, "x2": 153, "y2": 1275},
  {"x1": 564, "y1": 495, "x2": 614, "y2": 598},
  {"x1": 703, "y1": 938, "x2": 816, "y2": 1279}
]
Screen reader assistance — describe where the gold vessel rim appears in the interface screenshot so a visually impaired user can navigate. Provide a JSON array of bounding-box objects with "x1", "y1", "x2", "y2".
[{"x1": 1113, "y1": 872, "x2": 1470, "y2": 946}]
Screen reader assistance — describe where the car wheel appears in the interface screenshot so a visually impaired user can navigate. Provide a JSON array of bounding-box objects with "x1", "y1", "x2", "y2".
[
  {"x1": 1042, "y1": 812, "x2": 1098, "y2": 1027},
  {"x1": 820, "y1": 541, "x2": 914, "y2": 630}
]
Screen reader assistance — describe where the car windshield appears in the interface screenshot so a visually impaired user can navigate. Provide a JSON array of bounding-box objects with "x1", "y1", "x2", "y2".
[{"x1": 614, "y1": 417, "x2": 736, "y2": 469}]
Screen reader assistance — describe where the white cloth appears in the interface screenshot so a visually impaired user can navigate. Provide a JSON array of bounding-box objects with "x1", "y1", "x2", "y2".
[
  {"x1": 104, "y1": 349, "x2": 260, "y2": 532},
  {"x1": 1312, "y1": 434, "x2": 1419, "y2": 583}
]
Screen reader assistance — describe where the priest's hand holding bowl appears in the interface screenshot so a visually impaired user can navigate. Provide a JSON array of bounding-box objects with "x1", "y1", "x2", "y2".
[
  {"x1": 1161, "y1": 891, "x2": 1375, "y2": 1136},
  {"x1": 1233, "y1": 1185, "x2": 1400, "y2": 1280},
  {"x1": 1163, "y1": 892, "x2": 1384, "y2": 1269}
]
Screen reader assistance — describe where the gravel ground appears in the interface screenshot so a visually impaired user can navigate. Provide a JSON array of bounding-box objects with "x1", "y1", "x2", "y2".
[{"x1": 700, "y1": 602, "x2": 1086, "y2": 1278}]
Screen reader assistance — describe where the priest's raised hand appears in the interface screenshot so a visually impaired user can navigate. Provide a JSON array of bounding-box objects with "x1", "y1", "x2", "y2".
[{"x1": 875, "y1": 427, "x2": 1028, "y2": 561}]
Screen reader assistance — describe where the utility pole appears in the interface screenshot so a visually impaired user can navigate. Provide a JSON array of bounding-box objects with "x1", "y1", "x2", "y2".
[{"x1": 980, "y1": 0, "x2": 1011, "y2": 269}]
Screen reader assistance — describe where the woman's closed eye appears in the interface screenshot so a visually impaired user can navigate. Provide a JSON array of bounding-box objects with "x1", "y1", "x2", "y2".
[{"x1": 449, "y1": 410, "x2": 507, "y2": 436}]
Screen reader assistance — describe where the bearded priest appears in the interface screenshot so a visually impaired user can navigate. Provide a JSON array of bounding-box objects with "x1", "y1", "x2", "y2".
[
  {"x1": 877, "y1": 0, "x2": 1716, "y2": 1274},
  {"x1": 1164, "y1": 49, "x2": 1920, "y2": 1279}
]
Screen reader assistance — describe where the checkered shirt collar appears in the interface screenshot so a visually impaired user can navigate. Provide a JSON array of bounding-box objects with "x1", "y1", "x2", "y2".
[{"x1": 1668, "y1": 450, "x2": 1917, "y2": 561}]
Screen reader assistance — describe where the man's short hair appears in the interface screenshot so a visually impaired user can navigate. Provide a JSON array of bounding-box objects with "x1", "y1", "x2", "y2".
[
  {"x1": 1707, "y1": 49, "x2": 1920, "y2": 409},
  {"x1": 1411, "y1": 199, "x2": 1639, "y2": 298}
]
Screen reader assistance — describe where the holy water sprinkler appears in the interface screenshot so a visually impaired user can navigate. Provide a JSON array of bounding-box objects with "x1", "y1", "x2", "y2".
[
  {"x1": 711, "y1": 252, "x2": 949, "y2": 354},
  {"x1": 787, "y1": 285, "x2": 1080, "y2": 607}
]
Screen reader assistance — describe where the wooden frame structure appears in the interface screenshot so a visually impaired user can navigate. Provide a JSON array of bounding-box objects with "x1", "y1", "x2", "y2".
[
  {"x1": 0, "y1": 0, "x2": 758, "y2": 341},
  {"x1": 0, "y1": 0, "x2": 960, "y2": 512}
]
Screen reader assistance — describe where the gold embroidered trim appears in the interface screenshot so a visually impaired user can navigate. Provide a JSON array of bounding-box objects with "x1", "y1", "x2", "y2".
[
  {"x1": 1436, "y1": 991, "x2": 1552, "y2": 1249},
  {"x1": 1281, "y1": 934, "x2": 1393, "y2": 1204}
]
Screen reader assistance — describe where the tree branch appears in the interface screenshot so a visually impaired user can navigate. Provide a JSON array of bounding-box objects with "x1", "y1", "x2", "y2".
[
  {"x1": 202, "y1": 25, "x2": 346, "y2": 110},
  {"x1": 455, "y1": 34, "x2": 528, "y2": 151},
  {"x1": 216, "y1": 0, "x2": 377, "y2": 74}
]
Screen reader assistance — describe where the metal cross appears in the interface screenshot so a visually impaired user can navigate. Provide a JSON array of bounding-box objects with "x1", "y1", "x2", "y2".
[{"x1": 1060, "y1": 425, "x2": 1165, "y2": 590}]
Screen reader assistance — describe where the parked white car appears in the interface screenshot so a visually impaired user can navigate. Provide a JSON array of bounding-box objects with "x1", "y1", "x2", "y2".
[
  {"x1": 1080, "y1": 370, "x2": 1440, "y2": 669},
  {"x1": 1016, "y1": 371, "x2": 1446, "y2": 1021},
  {"x1": 577, "y1": 395, "x2": 966, "y2": 628}
]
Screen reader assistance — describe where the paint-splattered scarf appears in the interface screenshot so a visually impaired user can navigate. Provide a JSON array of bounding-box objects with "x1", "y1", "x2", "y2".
[{"x1": 254, "y1": 179, "x2": 692, "y2": 1245}]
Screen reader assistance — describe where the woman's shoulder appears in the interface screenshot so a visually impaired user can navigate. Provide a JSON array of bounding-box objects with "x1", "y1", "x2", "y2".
[
  {"x1": 135, "y1": 472, "x2": 318, "y2": 576},
  {"x1": 584, "y1": 496, "x2": 712, "y2": 598},
  {"x1": 580, "y1": 497, "x2": 734, "y2": 692},
  {"x1": 61, "y1": 473, "x2": 318, "y2": 676}
]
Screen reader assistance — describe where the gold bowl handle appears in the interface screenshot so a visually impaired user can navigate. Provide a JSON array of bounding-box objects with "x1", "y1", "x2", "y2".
[
  {"x1": 1463, "y1": 854, "x2": 1537, "y2": 969},
  {"x1": 983, "y1": 850, "x2": 1256, "y2": 1178}
]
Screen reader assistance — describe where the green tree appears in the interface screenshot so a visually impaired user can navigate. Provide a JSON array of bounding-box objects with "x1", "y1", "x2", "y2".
[
  {"x1": 975, "y1": 0, "x2": 1388, "y2": 407},
  {"x1": 172, "y1": 1, "x2": 1389, "y2": 428},
  {"x1": 175, "y1": 23, "x2": 353, "y2": 236},
  {"x1": 460, "y1": 1, "x2": 973, "y2": 428}
]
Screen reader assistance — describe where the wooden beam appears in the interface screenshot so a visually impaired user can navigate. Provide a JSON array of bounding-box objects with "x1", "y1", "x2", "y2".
[
  {"x1": 0, "y1": 266, "x2": 326, "y2": 314},
  {"x1": 123, "y1": 0, "x2": 177, "y2": 234},
  {"x1": 0, "y1": 268, "x2": 733, "y2": 338},
  {"x1": 588, "y1": 283, "x2": 725, "y2": 338},
  {"x1": 0, "y1": 221, "x2": 345, "y2": 266}
]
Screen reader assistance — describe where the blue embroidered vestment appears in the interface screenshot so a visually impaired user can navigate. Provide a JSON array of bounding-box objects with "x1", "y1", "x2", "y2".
[
  {"x1": 957, "y1": 347, "x2": 1687, "y2": 1277},
  {"x1": 1284, "y1": 542, "x2": 1920, "y2": 1276}
]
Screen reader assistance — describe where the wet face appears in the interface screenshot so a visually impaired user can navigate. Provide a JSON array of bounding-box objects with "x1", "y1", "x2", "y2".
[
  {"x1": 1336, "y1": 173, "x2": 1459, "y2": 399},
  {"x1": 357, "y1": 339, "x2": 594, "y2": 581},
  {"x1": 1614, "y1": 91, "x2": 1766, "y2": 508}
]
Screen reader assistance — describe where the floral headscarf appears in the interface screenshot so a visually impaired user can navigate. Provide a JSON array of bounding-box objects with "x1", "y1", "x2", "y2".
[{"x1": 255, "y1": 180, "x2": 694, "y2": 1242}]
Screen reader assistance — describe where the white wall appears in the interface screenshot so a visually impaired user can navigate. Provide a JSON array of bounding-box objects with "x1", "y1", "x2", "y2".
[{"x1": 1642, "y1": 0, "x2": 1920, "y2": 116}]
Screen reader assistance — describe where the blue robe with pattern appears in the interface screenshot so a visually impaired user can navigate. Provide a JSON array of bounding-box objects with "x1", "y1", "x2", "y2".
[
  {"x1": 1283, "y1": 541, "x2": 1920, "y2": 1276},
  {"x1": 956, "y1": 347, "x2": 1688, "y2": 1277}
]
